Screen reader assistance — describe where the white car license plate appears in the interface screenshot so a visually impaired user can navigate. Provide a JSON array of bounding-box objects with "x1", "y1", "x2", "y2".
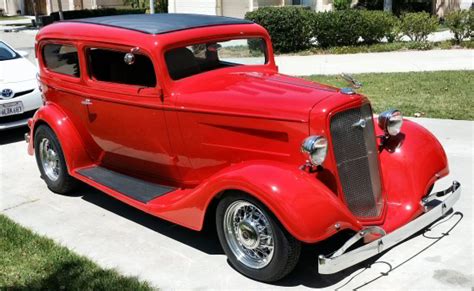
[{"x1": 0, "y1": 101, "x2": 24, "y2": 117}]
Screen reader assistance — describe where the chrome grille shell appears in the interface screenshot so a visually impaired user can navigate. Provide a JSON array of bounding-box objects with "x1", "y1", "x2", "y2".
[{"x1": 330, "y1": 104, "x2": 383, "y2": 218}]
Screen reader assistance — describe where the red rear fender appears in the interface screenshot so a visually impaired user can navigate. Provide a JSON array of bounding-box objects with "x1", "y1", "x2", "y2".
[{"x1": 29, "y1": 103, "x2": 93, "y2": 172}]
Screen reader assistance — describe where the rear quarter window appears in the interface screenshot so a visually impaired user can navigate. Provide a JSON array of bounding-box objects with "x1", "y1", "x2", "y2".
[
  {"x1": 42, "y1": 44, "x2": 80, "y2": 77},
  {"x1": 87, "y1": 48, "x2": 156, "y2": 87}
]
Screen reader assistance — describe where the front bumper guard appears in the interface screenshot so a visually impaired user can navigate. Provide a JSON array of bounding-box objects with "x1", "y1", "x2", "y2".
[{"x1": 318, "y1": 181, "x2": 461, "y2": 274}]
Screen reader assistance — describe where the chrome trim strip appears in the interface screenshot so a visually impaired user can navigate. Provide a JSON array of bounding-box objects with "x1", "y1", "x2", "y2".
[
  {"x1": 318, "y1": 181, "x2": 461, "y2": 274},
  {"x1": 0, "y1": 118, "x2": 29, "y2": 130}
]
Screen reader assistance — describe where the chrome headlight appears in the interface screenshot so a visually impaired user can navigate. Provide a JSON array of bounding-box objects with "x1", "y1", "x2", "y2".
[
  {"x1": 301, "y1": 136, "x2": 328, "y2": 166},
  {"x1": 378, "y1": 109, "x2": 403, "y2": 136}
]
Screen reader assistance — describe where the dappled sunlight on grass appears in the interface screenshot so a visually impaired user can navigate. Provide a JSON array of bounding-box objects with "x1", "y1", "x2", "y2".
[{"x1": 307, "y1": 71, "x2": 474, "y2": 120}]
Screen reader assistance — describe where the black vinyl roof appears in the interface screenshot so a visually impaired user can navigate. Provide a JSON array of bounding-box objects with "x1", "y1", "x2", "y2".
[{"x1": 69, "y1": 13, "x2": 254, "y2": 35}]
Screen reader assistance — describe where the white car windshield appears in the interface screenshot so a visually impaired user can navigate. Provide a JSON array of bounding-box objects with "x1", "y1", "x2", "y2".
[{"x1": 0, "y1": 42, "x2": 20, "y2": 61}]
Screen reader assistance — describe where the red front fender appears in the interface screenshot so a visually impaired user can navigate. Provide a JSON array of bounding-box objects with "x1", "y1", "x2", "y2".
[
  {"x1": 28, "y1": 103, "x2": 93, "y2": 172},
  {"x1": 147, "y1": 161, "x2": 363, "y2": 243},
  {"x1": 378, "y1": 118, "x2": 449, "y2": 232}
]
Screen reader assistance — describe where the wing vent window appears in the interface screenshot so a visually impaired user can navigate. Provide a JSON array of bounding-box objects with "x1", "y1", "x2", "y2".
[
  {"x1": 87, "y1": 48, "x2": 156, "y2": 87},
  {"x1": 43, "y1": 44, "x2": 80, "y2": 77}
]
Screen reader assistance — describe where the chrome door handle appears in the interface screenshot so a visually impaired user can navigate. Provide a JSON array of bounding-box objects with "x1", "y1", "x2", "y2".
[{"x1": 81, "y1": 98, "x2": 92, "y2": 105}]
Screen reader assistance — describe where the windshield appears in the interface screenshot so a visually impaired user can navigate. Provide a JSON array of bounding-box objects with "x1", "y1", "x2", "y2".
[
  {"x1": 0, "y1": 41, "x2": 20, "y2": 61},
  {"x1": 165, "y1": 37, "x2": 267, "y2": 80}
]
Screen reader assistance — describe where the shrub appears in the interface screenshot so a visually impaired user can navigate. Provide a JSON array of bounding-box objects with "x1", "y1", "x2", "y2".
[
  {"x1": 123, "y1": 0, "x2": 168, "y2": 13},
  {"x1": 50, "y1": 8, "x2": 146, "y2": 21},
  {"x1": 406, "y1": 41, "x2": 433, "y2": 50},
  {"x1": 333, "y1": 0, "x2": 352, "y2": 10},
  {"x1": 386, "y1": 17, "x2": 402, "y2": 43},
  {"x1": 312, "y1": 10, "x2": 364, "y2": 47},
  {"x1": 400, "y1": 12, "x2": 438, "y2": 42},
  {"x1": 359, "y1": 11, "x2": 398, "y2": 44},
  {"x1": 245, "y1": 7, "x2": 313, "y2": 53},
  {"x1": 445, "y1": 10, "x2": 473, "y2": 44}
]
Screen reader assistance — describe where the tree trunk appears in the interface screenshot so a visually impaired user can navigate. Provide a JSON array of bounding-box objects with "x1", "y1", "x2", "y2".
[
  {"x1": 149, "y1": 0, "x2": 155, "y2": 13},
  {"x1": 57, "y1": 0, "x2": 64, "y2": 20},
  {"x1": 383, "y1": 0, "x2": 392, "y2": 12}
]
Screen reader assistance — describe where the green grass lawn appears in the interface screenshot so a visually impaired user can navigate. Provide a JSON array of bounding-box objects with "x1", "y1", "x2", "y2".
[
  {"x1": 280, "y1": 40, "x2": 474, "y2": 56},
  {"x1": 307, "y1": 71, "x2": 474, "y2": 120},
  {"x1": 0, "y1": 215, "x2": 153, "y2": 290},
  {"x1": 0, "y1": 15, "x2": 27, "y2": 21}
]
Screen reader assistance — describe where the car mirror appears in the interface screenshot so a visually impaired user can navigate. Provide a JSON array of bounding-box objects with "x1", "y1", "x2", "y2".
[{"x1": 17, "y1": 50, "x2": 29, "y2": 58}]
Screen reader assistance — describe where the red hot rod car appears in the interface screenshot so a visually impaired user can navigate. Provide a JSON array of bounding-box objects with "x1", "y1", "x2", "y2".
[{"x1": 26, "y1": 14, "x2": 461, "y2": 282}]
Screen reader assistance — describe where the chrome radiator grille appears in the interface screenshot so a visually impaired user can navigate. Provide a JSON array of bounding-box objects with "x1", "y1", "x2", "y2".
[{"x1": 330, "y1": 104, "x2": 383, "y2": 217}]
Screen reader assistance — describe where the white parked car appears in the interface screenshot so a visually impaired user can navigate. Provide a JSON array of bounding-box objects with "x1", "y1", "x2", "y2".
[{"x1": 0, "y1": 40, "x2": 42, "y2": 130}]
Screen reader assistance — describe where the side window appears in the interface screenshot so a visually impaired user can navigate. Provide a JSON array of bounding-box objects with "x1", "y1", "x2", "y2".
[
  {"x1": 87, "y1": 48, "x2": 156, "y2": 87},
  {"x1": 43, "y1": 44, "x2": 80, "y2": 77}
]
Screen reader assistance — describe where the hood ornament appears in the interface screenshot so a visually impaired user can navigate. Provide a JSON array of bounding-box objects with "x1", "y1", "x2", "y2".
[{"x1": 340, "y1": 73, "x2": 362, "y2": 89}]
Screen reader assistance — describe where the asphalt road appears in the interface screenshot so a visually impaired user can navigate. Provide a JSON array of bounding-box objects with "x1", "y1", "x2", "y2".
[{"x1": 1, "y1": 118, "x2": 472, "y2": 289}]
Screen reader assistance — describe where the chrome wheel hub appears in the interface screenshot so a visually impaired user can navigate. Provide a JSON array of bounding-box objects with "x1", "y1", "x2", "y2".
[
  {"x1": 39, "y1": 138, "x2": 60, "y2": 181},
  {"x1": 238, "y1": 220, "x2": 260, "y2": 249},
  {"x1": 224, "y1": 200, "x2": 274, "y2": 269}
]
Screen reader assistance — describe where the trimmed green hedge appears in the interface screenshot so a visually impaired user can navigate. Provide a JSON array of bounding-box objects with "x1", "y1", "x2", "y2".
[
  {"x1": 445, "y1": 9, "x2": 473, "y2": 44},
  {"x1": 359, "y1": 11, "x2": 399, "y2": 44},
  {"x1": 313, "y1": 10, "x2": 399, "y2": 47},
  {"x1": 399, "y1": 12, "x2": 438, "y2": 42},
  {"x1": 246, "y1": 7, "x2": 446, "y2": 52},
  {"x1": 312, "y1": 10, "x2": 363, "y2": 47},
  {"x1": 245, "y1": 7, "x2": 313, "y2": 53},
  {"x1": 50, "y1": 8, "x2": 146, "y2": 21}
]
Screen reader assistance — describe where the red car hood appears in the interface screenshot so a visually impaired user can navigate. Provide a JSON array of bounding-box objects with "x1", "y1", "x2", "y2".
[{"x1": 173, "y1": 70, "x2": 338, "y2": 122}]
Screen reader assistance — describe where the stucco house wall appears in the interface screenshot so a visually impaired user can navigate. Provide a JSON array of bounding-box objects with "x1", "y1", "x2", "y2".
[
  {"x1": 168, "y1": 0, "x2": 338, "y2": 18},
  {"x1": 168, "y1": 0, "x2": 470, "y2": 19},
  {"x1": 1, "y1": 0, "x2": 22, "y2": 15},
  {"x1": 1, "y1": 0, "x2": 123, "y2": 16}
]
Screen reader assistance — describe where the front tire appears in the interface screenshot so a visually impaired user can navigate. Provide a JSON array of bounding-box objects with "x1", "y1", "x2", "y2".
[
  {"x1": 34, "y1": 125, "x2": 78, "y2": 194},
  {"x1": 216, "y1": 193, "x2": 301, "y2": 282}
]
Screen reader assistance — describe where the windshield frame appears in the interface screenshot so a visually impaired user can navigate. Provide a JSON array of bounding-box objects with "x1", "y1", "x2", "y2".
[
  {"x1": 0, "y1": 41, "x2": 21, "y2": 61},
  {"x1": 163, "y1": 36, "x2": 270, "y2": 82}
]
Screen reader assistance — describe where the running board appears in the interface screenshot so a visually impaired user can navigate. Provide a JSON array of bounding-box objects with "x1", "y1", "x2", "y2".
[{"x1": 76, "y1": 166, "x2": 176, "y2": 203}]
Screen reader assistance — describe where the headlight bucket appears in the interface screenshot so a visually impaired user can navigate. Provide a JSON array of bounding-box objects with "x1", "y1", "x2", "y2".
[
  {"x1": 378, "y1": 109, "x2": 403, "y2": 136},
  {"x1": 301, "y1": 136, "x2": 328, "y2": 166}
]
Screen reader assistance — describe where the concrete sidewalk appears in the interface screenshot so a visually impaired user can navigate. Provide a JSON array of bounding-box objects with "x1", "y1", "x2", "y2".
[
  {"x1": 276, "y1": 49, "x2": 474, "y2": 75},
  {"x1": 1, "y1": 118, "x2": 472, "y2": 289}
]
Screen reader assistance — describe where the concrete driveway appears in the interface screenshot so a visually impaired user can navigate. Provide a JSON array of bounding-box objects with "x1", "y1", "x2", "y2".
[{"x1": 0, "y1": 118, "x2": 472, "y2": 289}]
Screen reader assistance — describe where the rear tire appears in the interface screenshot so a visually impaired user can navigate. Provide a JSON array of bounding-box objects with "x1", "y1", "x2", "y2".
[
  {"x1": 216, "y1": 192, "x2": 301, "y2": 282},
  {"x1": 34, "y1": 125, "x2": 78, "y2": 194}
]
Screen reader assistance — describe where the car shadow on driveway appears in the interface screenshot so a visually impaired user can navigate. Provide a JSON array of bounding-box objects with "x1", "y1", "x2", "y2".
[
  {"x1": 0, "y1": 126, "x2": 29, "y2": 145},
  {"x1": 70, "y1": 183, "x2": 375, "y2": 288},
  {"x1": 75, "y1": 184, "x2": 224, "y2": 255},
  {"x1": 277, "y1": 210, "x2": 463, "y2": 289},
  {"x1": 65, "y1": 183, "x2": 463, "y2": 289}
]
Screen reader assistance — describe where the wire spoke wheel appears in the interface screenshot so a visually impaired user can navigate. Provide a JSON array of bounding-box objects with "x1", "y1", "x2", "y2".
[
  {"x1": 39, "y1": 137, "x2": 61, "y2": 181},
  {"x1": 223, "y1": 200, "x2": 275, "y2": 269}
]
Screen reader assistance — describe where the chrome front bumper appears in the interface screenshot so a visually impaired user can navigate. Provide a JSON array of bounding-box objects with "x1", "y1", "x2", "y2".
[{"x1": 318, "y1": 181, "x2": 461, "y2": 274}]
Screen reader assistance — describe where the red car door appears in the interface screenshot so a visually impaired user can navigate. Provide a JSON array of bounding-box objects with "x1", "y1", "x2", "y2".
[{"x1": 79, "y1": 46, "x2": 179, "y2": 185}]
